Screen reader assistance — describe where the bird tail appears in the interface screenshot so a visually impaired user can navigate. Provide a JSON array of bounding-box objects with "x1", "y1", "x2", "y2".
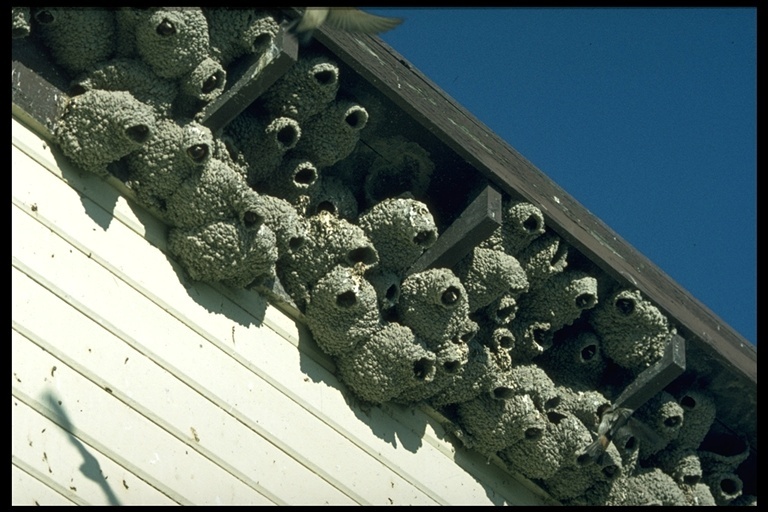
[{"x1": 583, "y1": 438, "x2": 605, "y2": 464}]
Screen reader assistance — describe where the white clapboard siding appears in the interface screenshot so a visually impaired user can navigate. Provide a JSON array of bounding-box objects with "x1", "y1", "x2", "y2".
[
  {"x1": 12, "y1": 117, "x2": 553, "y2": 505},
  {"x1": 12, "y1": 395, "x2": 180, "y2": 506},
  {"x1": 12, "y1": 459, "x2": 76, "y2": 506}
]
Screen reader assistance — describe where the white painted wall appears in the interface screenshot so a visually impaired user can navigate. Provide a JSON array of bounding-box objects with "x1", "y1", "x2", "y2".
[{"x1": 11, "y1": 117, "x2": 553, "y2": 505}]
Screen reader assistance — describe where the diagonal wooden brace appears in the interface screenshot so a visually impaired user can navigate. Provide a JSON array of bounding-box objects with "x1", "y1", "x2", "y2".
[
  {"x1": 614, "y1": 333, "x2": 686, "y2": 412},
  {"x1": 200, "y1": 27, "x2": 298, "y2": 134},
  {"x1": 406, "y1": 184, "x2": 502, "y2": 276}
]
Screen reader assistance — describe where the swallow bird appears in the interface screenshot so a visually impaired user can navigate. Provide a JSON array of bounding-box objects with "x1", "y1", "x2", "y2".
[
  {"x1": 288, "y1": 7, "x2": 403, "y2": 44},
  {"x1": 584, "y1": 405, "x2": 634, "y2": 463}
]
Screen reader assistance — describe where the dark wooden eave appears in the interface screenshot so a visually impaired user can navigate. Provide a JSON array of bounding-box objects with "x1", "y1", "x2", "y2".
[{"x1": 313, "y1": 27, "x2": 757, "y2": 452}]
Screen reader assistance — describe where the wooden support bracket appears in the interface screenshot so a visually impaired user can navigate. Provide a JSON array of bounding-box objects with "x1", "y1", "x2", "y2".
[
  {"x1": 406, "y1": 184, "x2": 502, "y2": 276},
  {"x1": 200, "y1": 27, "x2": 298, "y2": 134},
  {"x1": 614, "y1": 334, "x2": 686, "y2": 412}
]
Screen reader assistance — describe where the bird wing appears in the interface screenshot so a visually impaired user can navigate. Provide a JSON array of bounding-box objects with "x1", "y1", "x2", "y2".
[
  {"x1": 606, "y1": 407, "x2": 634, "y2": 437},
  {"x1": 325, "y1": 8, "x2": 403, "y2": 34},
  {"x1": 292, "y1": 8, "x2": 330, "y2": 34},
  {"x1": 584, "y1": 436, "x2": 609, "y2": 462}
]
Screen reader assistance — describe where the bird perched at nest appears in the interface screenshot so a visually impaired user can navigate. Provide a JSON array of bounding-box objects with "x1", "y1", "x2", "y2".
[
  {"x1": 584, "y1": 405, "x2": 635, "y2": 463},
  {"x1": 288, "y1": 8, "x2": 403, "y2": 44}
]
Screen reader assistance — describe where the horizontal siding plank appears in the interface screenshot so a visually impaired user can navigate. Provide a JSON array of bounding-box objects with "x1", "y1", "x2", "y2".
[
  {"x1": 10, "y1": 204, "x2": 434, "y2": 505},
  {"x1": 12, "y1": 331, "x2": 272, "y2": 505},
  {"x1": 12, "y1": 268, "x2": 355, "y2": 505},
  {"x1": 12, "y1": 459, "x2": 77, "y2": 506},
  {"x1": 12, "y1": 398, "x2": 175, "y2": 506}
]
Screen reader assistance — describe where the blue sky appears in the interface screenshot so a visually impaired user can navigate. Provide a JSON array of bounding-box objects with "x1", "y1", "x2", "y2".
[{"x1": 369, "y1": 7, "x2": 756, "y2": 345}]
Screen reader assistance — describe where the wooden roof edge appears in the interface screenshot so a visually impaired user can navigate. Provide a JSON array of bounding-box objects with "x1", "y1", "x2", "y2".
[{"x1": 315, "y1": 29, "x2": 756, "y2": 385}]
